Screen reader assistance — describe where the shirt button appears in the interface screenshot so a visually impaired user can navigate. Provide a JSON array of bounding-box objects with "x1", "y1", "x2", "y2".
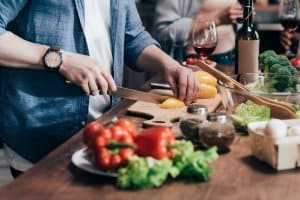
[{"x1": 81, "y1": 121, "x2": 86, "y2": 126}]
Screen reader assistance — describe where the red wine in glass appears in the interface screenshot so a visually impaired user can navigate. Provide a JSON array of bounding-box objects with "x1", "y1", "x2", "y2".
[
  {"x1": 280, "y1": 18, "x2": 298, "y2": 30},
  {"x1": 192, "y1": 21, "x2": 218, "y2": 60},
  {"x1": 194, "y1": 43, "x2": 217, "y2": 58},
  {"x1": 279, "y1": 0, "x2": 299, "y2": 57}
]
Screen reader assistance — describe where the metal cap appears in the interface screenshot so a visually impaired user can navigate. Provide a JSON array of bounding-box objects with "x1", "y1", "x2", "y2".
[
  {"x1": 187, "y1": 104, "x2": 208, "y2": 115},
  {"x1": 207, "y1": 112, "x2": 228, "y2": 123}
]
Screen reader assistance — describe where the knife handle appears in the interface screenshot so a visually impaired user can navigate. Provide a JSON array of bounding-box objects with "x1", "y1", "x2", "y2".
[{"x1": 150, "y1": 82, "x2": 171, "y2": 90}]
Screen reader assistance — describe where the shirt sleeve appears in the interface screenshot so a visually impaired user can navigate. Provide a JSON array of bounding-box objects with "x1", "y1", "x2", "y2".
[
  {"x1": 153, "y1": 0, "x2": 193, "y2": 48},
  {"x1": 0, "y1": 0, "x2": 29, "y2": 36},
  {"x1": 124, "y1": 1, "x2": 159, "y2": 71}
]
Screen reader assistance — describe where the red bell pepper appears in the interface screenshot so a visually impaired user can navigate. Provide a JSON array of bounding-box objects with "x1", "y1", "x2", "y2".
[
  {"x1": 115, "y1": 118, "x2": 137, "y2": 137},
  {"x1": 93, "y1": 125, "x2": 136, "y2": 170},
  {"x1": 134, "y1": 127, "x2": 176, "y2": 160},
  {"x1": 82, "y1": 121, "x2": 104, "y2": 147}
]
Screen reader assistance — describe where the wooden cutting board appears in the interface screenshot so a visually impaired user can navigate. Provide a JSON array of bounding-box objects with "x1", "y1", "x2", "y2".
[{"x1": 127, "y1": 89, "x2": 222, "y2": 128}]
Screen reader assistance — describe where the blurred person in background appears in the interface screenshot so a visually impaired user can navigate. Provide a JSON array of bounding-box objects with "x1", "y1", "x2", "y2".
[
  {"x1": 0, "y1": 0, "x2": 199, "y2": 177},
  {"x1": 153, "y1": 0, "x2": 243, "y2": 65}
]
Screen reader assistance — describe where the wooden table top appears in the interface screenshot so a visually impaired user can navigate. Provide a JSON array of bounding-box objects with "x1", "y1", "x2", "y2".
[{"x1": 1, "y1": 66, "x2": 300, "y2": 200}]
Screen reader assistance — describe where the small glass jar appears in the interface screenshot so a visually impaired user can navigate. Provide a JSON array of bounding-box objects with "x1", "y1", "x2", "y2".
[
  {"x1": 179, "y1": 104, "x2": 208, "y2": 140},
  {"x1": 187, "y1": 104, "x2": 208, "y2": 117},
  {"x1": 198, "y1": 112, "x2": 236, "y2": 153}
]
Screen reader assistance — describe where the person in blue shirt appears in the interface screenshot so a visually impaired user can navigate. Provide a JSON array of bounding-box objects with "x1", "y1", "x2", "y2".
[{"x1": 0, "y1": 0, "x2": 200, "y2": 176}]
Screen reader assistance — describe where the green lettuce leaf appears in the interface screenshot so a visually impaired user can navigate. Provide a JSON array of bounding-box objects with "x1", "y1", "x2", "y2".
[
  {"x1": 116, "y1": 140, "x2": 219, "y2": 190},
  {"x1": 232, "y1": 100, "x2": 271, "y2": 127},
  {"x1": 117, "y1": 156, "x2": 172, "y2": 190},
  {"x1": 172, "y1": 140, "x2": 218, "y2": 181}
]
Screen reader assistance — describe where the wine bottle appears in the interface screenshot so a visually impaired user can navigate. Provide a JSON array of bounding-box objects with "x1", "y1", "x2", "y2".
[{"x1": 235, "y1": 0, "x2": 260, "y2": 75}]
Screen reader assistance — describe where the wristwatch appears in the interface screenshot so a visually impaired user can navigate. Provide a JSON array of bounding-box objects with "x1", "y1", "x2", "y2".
[{"x1": 43, "y1": 46, "x2": 63, "y2": 71}]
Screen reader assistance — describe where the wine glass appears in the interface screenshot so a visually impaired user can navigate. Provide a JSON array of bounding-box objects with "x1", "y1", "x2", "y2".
[
  {"x1": 192, "y1": 20, "x2": 218, "y2": 61},
  {"x1": 279, "y1": 0, "x2": 299, "y2": 57}
]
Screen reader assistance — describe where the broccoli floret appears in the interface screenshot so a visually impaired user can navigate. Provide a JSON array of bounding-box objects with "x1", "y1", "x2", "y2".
[
  {"x1": 288, "y1": 65, "x2": 297, "y2": 75},
  {"x1": 258, "y1": 50, "x2": 277, "y2": 62},
  {"x1": 269, "y1": 63, "x2": 281, "y2": 73},
  {"x1": 273, "y1": 66, "x2": 297, "y2": 92},
  {"x1": 274, "y1": 73, "x2": 290, "y2": 92},
  {"x1": 259, "y1": 50, "x2": 278, "y2": 72},
  {"x1": 258, "y1": 50, "x2": 298, "y2": 92},
  {"x1": 277, "y1": 67, "x2": 292, "y2": 75},
  {"x1": 263, "y1": 56, "x2": 279, "y2": 73},
  {"x1": 277, "y1": 56, "x2": 291, "y2": 66}
]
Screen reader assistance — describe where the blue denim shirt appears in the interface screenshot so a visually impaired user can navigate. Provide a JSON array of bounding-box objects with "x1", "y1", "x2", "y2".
[{"x1": 0, "y1": 0, "x2": 157, "y2": 162}]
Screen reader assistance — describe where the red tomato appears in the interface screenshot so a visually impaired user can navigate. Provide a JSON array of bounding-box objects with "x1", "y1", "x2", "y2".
[
  {"x1": 290, "y1": 56, "x2": 300, "y2": 67},
  {"x1": 82, "y1": 121, "x2": 103, "y2": 147},
  {"x1": 115, "y1": 118, "x2": 137, "y2": 137},
  {"x1": 93, "y1": 129, "x2": 111, "y2": 149},
  {"x1": 120, "y1": 148, "x2": 135, "y2": 161},
  {"x1": 109, "y1": 154, "x2": 122, "y2": 169},
  {"x1": 87, "y1": 119, "x2": 137, "y2": 170},
  {"x1": 205, "y1": 59, "x2": 213, "y2": 65},
  {"x1": 119, "y1": 133, "x2": 134, "y2": 144},
  {"x1": 94, "y1": 148, "x2": 110, "y2": 170},
  {"x1": 186, "y1": 57, "x2": 198, "y2": 65},
  {"x1": 109, "y1": 125, "x2": 128, "y2": 140}
]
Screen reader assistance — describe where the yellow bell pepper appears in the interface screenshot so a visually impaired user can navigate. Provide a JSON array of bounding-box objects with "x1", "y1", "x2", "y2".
[
  {"x1": 159, "y1": 98, "x2": 185, "y2": 109},
  {"x1": 199, "y1": 83, "x2": 217, "y2": 99},
  {"x1": 194, "y1": 71, "x2": 217, "y2": 87}
]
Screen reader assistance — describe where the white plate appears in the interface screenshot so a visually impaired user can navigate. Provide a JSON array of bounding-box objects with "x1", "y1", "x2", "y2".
[{"x1": 71, "y1": 147, "x2": 118, "y2": 177}]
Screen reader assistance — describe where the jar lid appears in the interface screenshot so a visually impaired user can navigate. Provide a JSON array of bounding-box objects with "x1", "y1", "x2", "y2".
[
  {"x1": 207, "y1": 112, "x2": 228, "y2": 123},
  {"x1": 187, "y1": 104, "x2": 208, "y2": 115}
]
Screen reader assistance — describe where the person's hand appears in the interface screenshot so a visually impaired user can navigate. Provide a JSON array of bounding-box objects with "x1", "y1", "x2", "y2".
[
  {"x1": 59, "y1": 52, "x2": 117, "y2": 95},
  {"x1": 163, "y1": 64, "x2": 200, "y2": 104},
  {"x1": 218, "y1": 3, "x2": 243, "y2": 25},
  {"x1": 280, "y1": 29, "x2": 294, "y2": 51}
]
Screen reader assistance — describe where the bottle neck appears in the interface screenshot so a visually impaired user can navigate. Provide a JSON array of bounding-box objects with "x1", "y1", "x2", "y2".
[{"x1": 243, "y1": 5, "x2": 254, "y2": 28}]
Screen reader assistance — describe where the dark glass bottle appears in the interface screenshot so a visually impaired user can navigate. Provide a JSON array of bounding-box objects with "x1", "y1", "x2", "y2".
[{"x1": 235, "y1": 0, "x2": 260, "y2": 75}]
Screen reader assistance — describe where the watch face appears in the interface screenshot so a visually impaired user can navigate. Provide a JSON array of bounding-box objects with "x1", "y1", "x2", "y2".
[{"x1": 45, "y1": 51, "x2": 62, "y2": 68}]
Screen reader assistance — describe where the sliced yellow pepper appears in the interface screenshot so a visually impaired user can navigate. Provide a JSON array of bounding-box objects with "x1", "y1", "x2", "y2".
[{"x1": 159, "y1": 98, "x2": 185, "y2": 109}]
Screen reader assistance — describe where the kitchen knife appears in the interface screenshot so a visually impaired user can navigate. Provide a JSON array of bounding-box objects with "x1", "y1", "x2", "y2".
[
  {"x1": 150, "y1": 82, "x2": 172, "y2": 90},
  {"x1": 110, "y1": 86, "x2": 170, "y2": 103}
]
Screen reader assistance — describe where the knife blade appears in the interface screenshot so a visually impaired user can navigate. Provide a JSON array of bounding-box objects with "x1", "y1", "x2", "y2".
[
  {"x1": 110, "y1": 86, "x2": 170, "y2": 103},
  {"x1": 150, "y1": 82, "x2": 172, "y2": 90}
]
